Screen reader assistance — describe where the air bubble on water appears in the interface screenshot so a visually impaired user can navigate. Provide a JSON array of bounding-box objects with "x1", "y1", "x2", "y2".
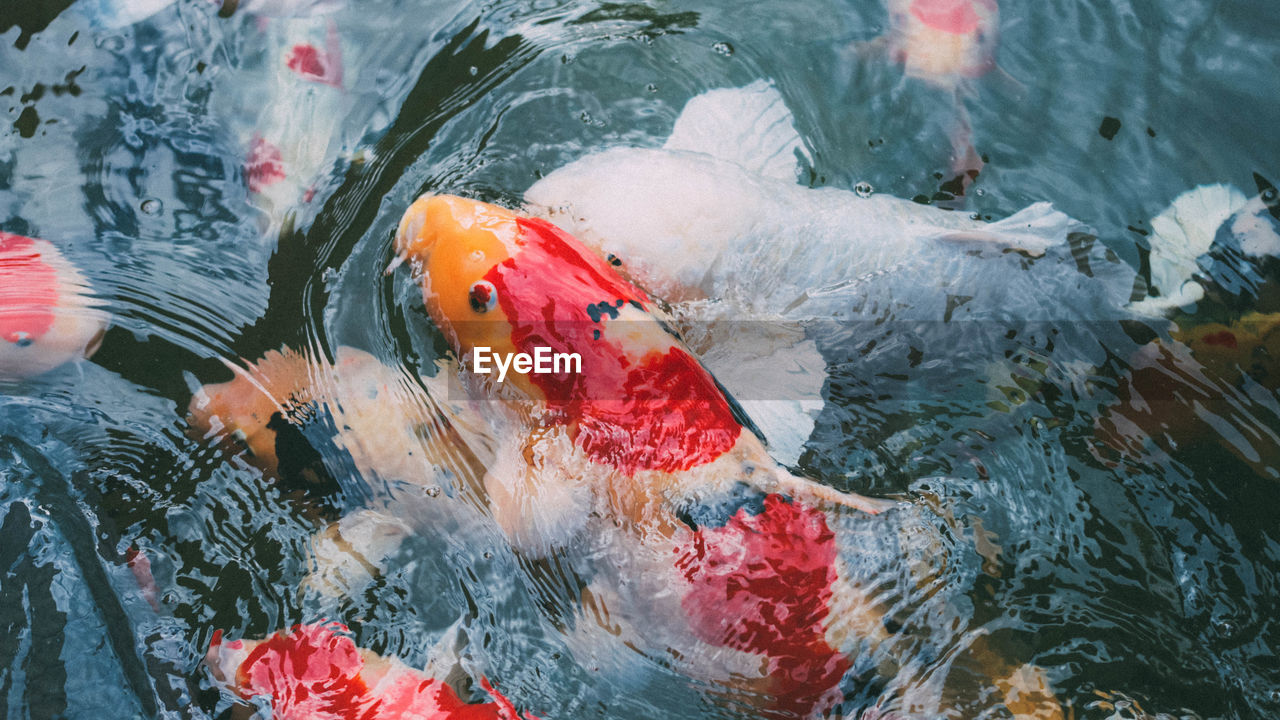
[
  {"x1": 854, "y1": 182, "x2": 873, "y2": 198},
  {"x1": 140, "y1": 198, "x2": 162, "y2": 215},
  {"x1": 579, "y1": 110, "x2": 592, "y2": 124},
  {"x1": 468, "y1": 66, "x2": 478, "y2": 77},
  {"x1": 645, "y1": 83, "x2": 658, "y2": 93},
  {"x1": 425, "y1": 486, "x2": 441, "y2": 498},
  {"x1": 712, "y1": 41, "x2": 734, "y2": 57},
  {"x1": 975, "y1": 187, "x2": 986, "y2": 196}
]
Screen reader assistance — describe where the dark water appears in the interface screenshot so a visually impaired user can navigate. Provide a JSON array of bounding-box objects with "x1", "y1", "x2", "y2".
[{"x1": 2, "y1": 0, "x2": 1278, "y2": 718}]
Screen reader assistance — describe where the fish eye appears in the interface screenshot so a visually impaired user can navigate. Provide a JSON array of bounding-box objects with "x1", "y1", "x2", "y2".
[{"x1": 469, "y1": 280, "x2": 497, "y2": 313}]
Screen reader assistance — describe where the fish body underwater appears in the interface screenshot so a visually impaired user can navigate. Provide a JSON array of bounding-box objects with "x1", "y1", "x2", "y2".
[
  {"x1": 526, "y1": 83, "x2": 1270, "y2": 330},
  {"x1": 524, "y1": 82, "x2": 1138, "y2": 464},
  {"x1": 206, "y1": 622, "x2": 534, "y2": 720},
  {"x1": 524, "y1": 82, "x2": 1132, "y2": 328},
  {"x1": 1098, "y1": 175, "x2": 1280, "y2": 477},
  {"x1": 884, "y1": 0, "x2": 1000, "y2": 87},
  {"x1": 393, "y1": 194, "x2": 1063, "y2": 718},
  {"x1": 0, "y1": 232, "x2": 109, "y2": 380}
]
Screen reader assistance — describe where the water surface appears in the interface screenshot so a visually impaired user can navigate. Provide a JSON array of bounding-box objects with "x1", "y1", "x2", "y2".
[{"x1": 2, "y1": 0, "x2": 1278, "y2": 717}]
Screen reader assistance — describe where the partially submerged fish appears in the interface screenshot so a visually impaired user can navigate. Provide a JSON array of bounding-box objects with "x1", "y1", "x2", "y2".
[
  {"x1": 525, "y1": 82, "x2": 1127, "y2": 324},
  {"x1": 393, "y1": 194, "x2": 1064, "y2": 718},
  {"x1": 234, "y1": 15, "x2": 352, "y2": 224},
  {"x1": 206, "y1": 622, "x2": 535, "y2": 719},
  {"x1": 0, "y1": 232, "x2": 110, "y2": 380},
  {"x1": 1098, "y1": 175, "x2": 1280, "y2": 477},
  {"x1": 187, "y1": 344, "x2": 492, "y2": 594},
  {"x1": 186, "y1": 345, "x2": 481, "y2": 484},
  {"x1": 524, "y1": 82, "x2": 1135, "y2": 462}
]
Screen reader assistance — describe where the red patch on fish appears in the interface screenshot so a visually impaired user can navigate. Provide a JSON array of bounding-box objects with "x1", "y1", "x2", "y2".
[
  {"x1": 286, "y1": 44, "x2": 341, "y2": 87},
  {"x1": 0, "y1": 233, "x2": 58, "y2": 344},
  {"x1": 287, "y1": 44, "x2": 327, "y2": 78},
  {"x1": 285, "y1": 23, "x2": 343, "y2": 87},
  {"x1": 486, "y1": 217, "x2": 740, "y2": 474},
  {"x1": 245, "y1": 136, "x2": 286, "y2": 193},
  {"x1": 1202, "y1": 330, "x2": 1238, "y2": 349},
  {"x1": 230, "y1": 623, "x2": 525, "y2": 719},
  {"x1": 676, "y1": 495, "x2": 849, "y2": 717},
  {"x1": 911, "y1": 0, "x2": 982, "y2": 34}
]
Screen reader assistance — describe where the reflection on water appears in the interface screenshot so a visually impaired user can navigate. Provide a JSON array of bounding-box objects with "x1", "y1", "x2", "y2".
[{"x1": 2, "y1": 0, "x2": 1278, "y2": 718}]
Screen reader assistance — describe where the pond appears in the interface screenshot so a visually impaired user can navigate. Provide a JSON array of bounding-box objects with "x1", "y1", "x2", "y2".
[{"x1": 1, "y1": 0, "x2": 1278, "y2": 718}]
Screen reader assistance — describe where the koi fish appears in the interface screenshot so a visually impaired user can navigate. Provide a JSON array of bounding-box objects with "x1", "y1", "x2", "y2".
[
  {"x1": 233, "y1": 15, "x2": 351, "y2": 224},
  {"x1": 1097, "y1": 175, "x2": 1280, "y2": 477},
  {"x1": 525, "y1": 81, "x2": 1117, "y2": 324},
  {"x1": 883, "y1": 0, "x2": 1000, "y2": 87},
  {"x1": 216, "y1": 0, "x2": 345, "y2": 17},
  {"x1": 1184, "y1": 174, "x2": 1280, "y2": 314},
  {"x1": 206, "y1": 622, "x2": 535, "y2": 719},
  {"x1": 524, "y1": 82, "x2": 1134, "y2": 462},
  {"x1": 189, "y1": 345, "x2": 490, "y2": 485},
  {"x1": 0, "y1": 232, "x2": 110, "y2": 380},
  {"x1": 187, "y1": 344, "x2": 493, "y2": 594},
  {"x1": 78, "y1": 0, "x2": 356, "y2": 228},
  {"x1": 394, "y1": 194, "x2": 1063, "y2": 718},
  {"x1": 884, "y1": 0, "x2": 1002, "y2": 183}
]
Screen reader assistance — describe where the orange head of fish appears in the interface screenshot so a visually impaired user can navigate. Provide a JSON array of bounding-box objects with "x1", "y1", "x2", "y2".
[
  {"x1": 395, "y1": 194, "x2": 742, "y2": 474},
  {"x1": 395, "y1": 195, "x2": 525, "y2": 386},
  {"x1": 395, "y1": 195, "x2": 669, "y2": 404}
]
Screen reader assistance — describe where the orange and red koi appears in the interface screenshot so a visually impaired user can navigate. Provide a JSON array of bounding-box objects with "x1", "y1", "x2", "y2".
[
  {"x1": 0, "y1": 232, "x2": 109, "y2": 380},
  {"x1": 207, "y1": 622, "x2": 537, "y2": 720},
  {"x1": 473, "y1": 216, "x2": 850, "y2": 714},
  {"x1": 396, "y1": 196, "x2": 886, "y2": 717}
]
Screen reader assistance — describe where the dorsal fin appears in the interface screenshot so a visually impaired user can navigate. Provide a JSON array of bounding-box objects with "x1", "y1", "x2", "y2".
[{"x1": 663, "y1": 80, "x2": 809, "y2": 182}]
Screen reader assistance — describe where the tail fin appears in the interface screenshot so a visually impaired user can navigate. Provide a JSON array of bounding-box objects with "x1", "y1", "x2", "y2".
[{"x1": 1130, "y1": 183, "x2": 1248, "y2": 315}]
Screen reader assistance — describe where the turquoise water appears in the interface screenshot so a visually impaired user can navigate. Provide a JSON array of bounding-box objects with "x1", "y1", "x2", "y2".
[{"x1": 2, "y1": 0, "x2": 1278, "y2": 718}]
